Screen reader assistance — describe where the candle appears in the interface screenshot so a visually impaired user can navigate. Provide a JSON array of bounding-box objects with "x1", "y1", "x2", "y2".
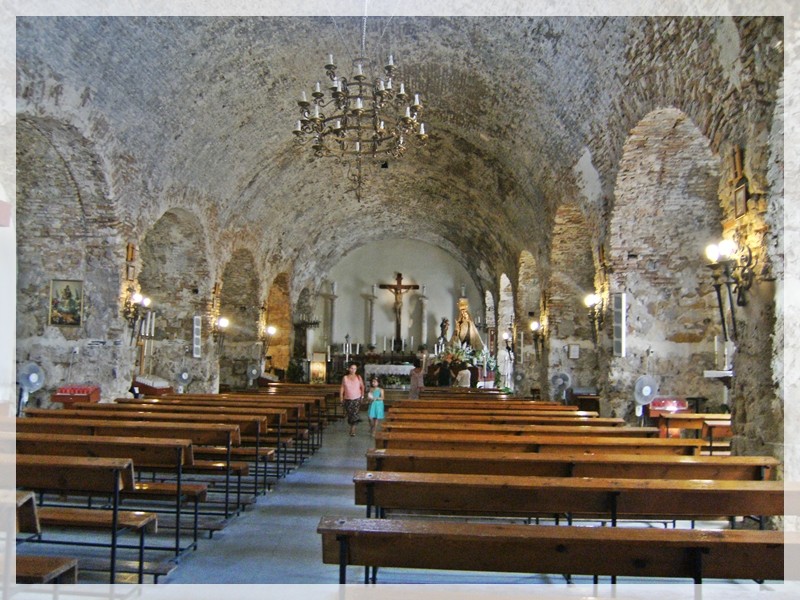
[
  {"x1": 328, "y1": 53, "x2": 334, "y2": 65},
  {"x1": 150, "y1": 312, "x2": 155, "y2": 337},
  {"x1": 410, "y1": 336, "x2": 414, "y2": 349},
  {"x1": 372, "y1": 284, "x2": 377, "y2": 296},
  {"x1": 383, "y1": 336, "x2": 387, "y2": 351},
  {"x1": 355, "y1": 343, "x2": 360, "y2": 355},
  {"x1": 342, "y1": 343, "x2": 346, "y2": 353},
  {"x1": 300, "y1": 90, "x2": 307, "y2": 102},
  {"x1": 327, "y1": 346, "x2": 331, "y2": 362},
  {"x1": 315, "y1": 81, "x2": 321, "y2": 93},
  {"x1": 402, "y1": 338, "x2": 405, "y2": 351},
  {"x1": 388, "y1": 54, "x2": 394, "y2": 66}
]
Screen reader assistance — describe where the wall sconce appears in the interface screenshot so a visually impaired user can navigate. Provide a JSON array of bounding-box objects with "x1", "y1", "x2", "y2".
[
  {"x1": 122, "y1": 291, "x2": 153, "y2": 344},
  {"x1": 501, "y1": 326, "x2": 515, "y2": 359},
  {"x1": 213, "y1": 316, "x2": 230, "y2": 352},
  {"x1": 260, "y1": 324, "x2": 277, "y2": 360},
  {"x1": 529, "y1": 319, "x2": 545, "y2": 357},
  {"x1": 584, "y1": 293, "x2": 604, "y2": 344},
  {"x1": 705, "y1": 239, "x2": 755, "y2": 342}
]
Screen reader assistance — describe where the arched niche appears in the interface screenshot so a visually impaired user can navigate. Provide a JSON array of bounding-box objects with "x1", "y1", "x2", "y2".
[
  {"x1": 608, "y1": 107, "x2": 721, "y2": 418},
  {"x1": 16, "y1": 115, "x2": 127, "y2": 403},
  {"x1": 547, "y1": 202, "x2": 596, "y2": 397},
  {"x1": 264, "y1": 272, "x2": 291, "y2": 373},
  {"x1": 139, "y1": 208, "x2": 214, "y2": 389},
  {"x1": 218, "y1": 249, "x2": 260, "y2": 389}
]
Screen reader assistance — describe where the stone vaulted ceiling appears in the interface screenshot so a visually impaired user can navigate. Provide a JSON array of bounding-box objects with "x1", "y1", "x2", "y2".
[{"x1": 15, "y1": 15, "x2": 783, "y2": 294}]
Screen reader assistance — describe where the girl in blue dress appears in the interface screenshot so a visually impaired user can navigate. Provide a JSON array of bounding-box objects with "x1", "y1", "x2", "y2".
[{"x1": 367, "y1": 377, "x2": 385, "y2": 436}]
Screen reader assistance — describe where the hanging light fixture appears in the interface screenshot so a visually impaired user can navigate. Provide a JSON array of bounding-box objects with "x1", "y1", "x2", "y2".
[{"x1": 292, "y1": 9, "x2": 428, "y2": 202}]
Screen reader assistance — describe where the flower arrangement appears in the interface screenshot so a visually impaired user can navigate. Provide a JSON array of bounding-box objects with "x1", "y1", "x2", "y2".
[{"x1": 433, "y1": 342, "x2": 475, "y2": 365}]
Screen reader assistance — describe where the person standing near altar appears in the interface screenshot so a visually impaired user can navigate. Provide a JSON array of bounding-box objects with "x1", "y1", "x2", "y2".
[
  {"x1": 409, "y1": 358, "x2": 425, "y2": 399},
  {"x1": 340, "y1": 362, "x2": 365, "y2": 436}
]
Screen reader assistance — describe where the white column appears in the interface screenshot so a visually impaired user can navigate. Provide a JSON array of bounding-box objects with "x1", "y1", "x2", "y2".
[
  {"x1": 368, "y1": 285, "x2": 377, "y2": 347},
  {"x1": 419, "y1": 287, "x2": 428, "y2": 348},
  {"x1": 328, "y1": 281, "x2": 337, "y2": 347}
]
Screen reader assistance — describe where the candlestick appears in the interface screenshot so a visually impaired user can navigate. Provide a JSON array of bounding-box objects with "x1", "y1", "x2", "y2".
[{"x1": 383, "y1": 336, "x2": 387, "y2": 352}]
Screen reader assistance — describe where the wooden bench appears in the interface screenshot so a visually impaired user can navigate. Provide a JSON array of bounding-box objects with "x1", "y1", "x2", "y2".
[
  {"x1": 391, "y1": 399, "x2": 582, "y2": 410},
  {"x1": 318, "y1": 516, "x2": 785, "y2": 584},
  {"x1": 117, "y1": 397, "x2": 308, "y2": 478},
  {"x1": 16, "y1": 455, "x2": 158, "y2": 583},
  {"x1": 387, "y1": 407, "x2": 600, "y2": 418},
  {"x1": 15, "y1": 490, "x2": 78, "y2": 583},
  {"x1": 658, "y1": 412, "x2": 731, "y2": 438},
  {"x1": 702, "y1": 418, "x2": 733, "y2": 455},
  {"x1": 365, "y1": 448, "x2": 779, "y2": 480},
  {"x1": 384, "y1": 412, "x2": 626, "y2": 426},
  {"x1": 380, "y1": 421, "x2": 659, "y2": 437},
  {"x1": 16, "y1": 555, "x2": 79, "y2": 584},
  {"x1": 17, "y1": 417, "x2": 246, "y2": 518},
  {"x1": 374, "y1": 431, "x2": 707, "y2": 455},
  {"x1": 27, "y1": 407, "x2": 272, "y2": 497},
  {"x1": 17, "y1": 432, "x2": 207, "y2": 555},
  {"x1": 352, "y1": 470, "x2": 784, "y2": 526}
]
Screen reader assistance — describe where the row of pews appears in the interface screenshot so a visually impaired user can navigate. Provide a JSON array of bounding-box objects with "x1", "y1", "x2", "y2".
[
  {"x1": 15, "y1": 386, "x2": 340, "y2": 584},
  {"x1": 318, "y1": 393, "x2": 787, "y2": 584}
]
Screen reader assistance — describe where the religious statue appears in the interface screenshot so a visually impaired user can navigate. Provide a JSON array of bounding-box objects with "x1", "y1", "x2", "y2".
[
  {"x1": 379, "y1": 273, "x2": 419, "y2": 350},
  {"x1": 439, "y1": 317, "x2": 449, "y2": 341},
  {"x1": 450, "y1": 298, "x2": 484, "y2": 352}
]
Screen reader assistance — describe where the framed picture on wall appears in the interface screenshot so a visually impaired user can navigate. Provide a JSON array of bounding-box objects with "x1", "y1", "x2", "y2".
[
  {"x1": 734, "y1": 183, "x2": 748, "y2": 218},
  {"x1": 49, "y1": 279, "x2": 83, "y2": 326},
  {"x1": 125, "y1": 263, "x2": 136, "y2": 281}
]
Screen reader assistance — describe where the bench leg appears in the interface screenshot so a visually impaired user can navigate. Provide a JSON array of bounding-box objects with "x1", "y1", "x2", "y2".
[
  {"x1": 337, "y1": 536, "x2": 348, "y2": 584},
  {"x1": 138, "y1": 528, "x2": 146, "y2": 583}
]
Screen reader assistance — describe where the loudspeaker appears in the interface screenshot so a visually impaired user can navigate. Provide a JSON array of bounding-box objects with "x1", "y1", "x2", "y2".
[{"x1": 612, "y1": 292, "x2": 626, "y2": 357}]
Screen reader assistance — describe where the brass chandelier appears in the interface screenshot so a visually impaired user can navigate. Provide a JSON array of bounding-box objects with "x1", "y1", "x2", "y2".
[{"x1": 292, "y1": 15, "x2": 428, "y2": 201}]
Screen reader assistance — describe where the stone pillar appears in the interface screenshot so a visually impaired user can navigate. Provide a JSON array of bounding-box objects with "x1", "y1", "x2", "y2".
[{"x1": 419, "y1": 285, "x2": 428, "y2": 348}]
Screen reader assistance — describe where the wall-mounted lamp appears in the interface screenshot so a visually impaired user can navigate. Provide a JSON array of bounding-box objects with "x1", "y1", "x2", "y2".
[
  {"x1": 584, "y1": 293, "x2": 604, "y2": 344},
  {"x1": 260, "y1": 324, "x2": 277, "y2": 359},
  {"x1": 705, "y1": 239, "x2": 755, "y2": 342},
  {"x1": 529, "y1": 319, "x2": 545, "y2": 357},
  {"x1": 213, "y1": 316, "x2": 230, "y2": 352},
  {"x1": 122, "y1": 290, "x2": 153, "y2": 345}
]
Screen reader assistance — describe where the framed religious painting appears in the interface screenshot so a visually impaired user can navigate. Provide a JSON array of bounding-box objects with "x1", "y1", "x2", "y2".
[
  {"x1": 49, "y1": 279, "x2": 84, "y2": 326},
  {"x1": 734, "y1": 183, "x2": 748, "y2": 218}
]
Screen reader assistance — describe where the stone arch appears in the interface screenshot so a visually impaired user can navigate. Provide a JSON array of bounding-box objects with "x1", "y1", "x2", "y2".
[
  {"x1": 16, "y1": 115, "x2": 128, "y2": 403},
  {"x1": 218, "y1": 249, "x2": 261, "y2": 389},
  {"x1": 139, "y1": 208, "x2": 214, "y2": 389},
  {"x1": 264, "y1": 272, "x2": 291, "y2": 373},
  {"x1": 608, "y1": 107, "x2": 721, "y2": 418},
  {"x1": 547, "y1": 202, "x2": 596, "y2": 398}
]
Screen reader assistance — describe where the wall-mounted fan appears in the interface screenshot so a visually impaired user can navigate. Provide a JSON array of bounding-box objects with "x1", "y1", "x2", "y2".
[
  {"x1": 550, "y1": 372, "x2": 572, "y2": 401},
  {"x1": 17, "y1": 362, "x2": 45, "y2": 416},
  {"x1": 174, "y1": 369, "x2": 193, "y2": 393},
  {"x1": 246, "y1": 364, "x2": 261, "y2": 387}
]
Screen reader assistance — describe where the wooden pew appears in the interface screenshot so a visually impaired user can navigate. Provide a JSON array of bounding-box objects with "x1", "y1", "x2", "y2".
[
  {"x1": 26, "y1": 407, "x2": 272, "y2": 497},
  {"x1": 352, "y1": 470, "x2": 784, "y2": 525},
  {"x1": 658, "y1": 412, "x2": 731, "y2": 438},
  {"x1": 16, "y1": 490, "x2": 80, "y2": 583},
  {"x1": 120, "y1": 396, "x2": 306, "y2": 473},
  {"x1": 386, "y1": 407, "x2": 600, "y2": 418},
  {"x1": 392, "y1": 399, "x2": 580, "y2": 410},
  {"x1": 16, "y1": 433, "x2": 206, "y2": 555},
  {"x1": 384, "y1": 412, "x2": 626, "y2": 427},
  {"x1": 318, "y1": 516, "x2": 785, "y2": 584},
  {"x1": 16, "y1": 455, "x2": 159, "y2": 583},
  {"x1": 16, "y1": 417, "x2": 245, "y2": 518},
  {"x1": 702, "y1": 418, "x2": 733, "y2": 455},
  {"x1": 71, "y1": 401, "x2": 286, "y2": 480},
  {"x1": 380, "y1": 421, "x2": 659, "y2": 437},
  {"x1": 365, "y1": 448, "x2": 779, "y2": 481},
  {"x1": 374, "y1": 431, "x2": 707, "y2": 455}
]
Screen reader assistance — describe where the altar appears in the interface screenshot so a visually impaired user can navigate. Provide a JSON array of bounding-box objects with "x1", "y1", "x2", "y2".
[{"x1": 364, "y1": 363, "x2": 415, "y2": 380}]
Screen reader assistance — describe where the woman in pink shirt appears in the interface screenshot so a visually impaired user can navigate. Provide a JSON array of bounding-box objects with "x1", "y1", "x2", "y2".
[{"x1": 340, "y1": 362, "x2": 365, "y2": 436}]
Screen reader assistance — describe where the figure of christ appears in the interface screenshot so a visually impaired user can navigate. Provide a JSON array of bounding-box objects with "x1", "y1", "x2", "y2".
[{"x1": 379, "y1": 273, "x2": 420, "y2": 351}]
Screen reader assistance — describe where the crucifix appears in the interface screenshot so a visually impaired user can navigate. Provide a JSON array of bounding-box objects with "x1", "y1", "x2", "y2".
[{"x1": 379, "y1": 273, "x2": 419, "y2": 351}]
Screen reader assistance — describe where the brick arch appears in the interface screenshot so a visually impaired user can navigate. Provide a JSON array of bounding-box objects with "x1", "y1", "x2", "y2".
[
  {"x1": 139, "y1": 208, "x2": 214, "y2": 387},
  {"x1": 607, "y1": 107, "x2": 722, "y2": 416},
  {"x1": 16, "y1": 114, "x2": 130, "y2": 401}
]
